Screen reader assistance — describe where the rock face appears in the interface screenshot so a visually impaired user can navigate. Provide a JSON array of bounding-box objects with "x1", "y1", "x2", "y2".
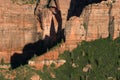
[
  {"x1": 0, "y1": 0, "x2": 120, "y2": 63},
  {"x1": 65, "y1": 17, "x2": 86, "y2": 50},
  {"x1": 0, "y1": 0, "x2": 37, "y2": 62},
  {"x1": 35, "y1": 0, "x2": 66, "y2": 48},
  {"x1": 35, "y1": 0, "x2": 120, "y2": 51},
  {"x1": 65, "y1": 0, "x2": 120, "y2": 50}
]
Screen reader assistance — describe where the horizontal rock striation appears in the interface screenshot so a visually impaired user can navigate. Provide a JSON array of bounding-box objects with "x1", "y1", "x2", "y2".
[
  {"x1": 65, "y1": 0, "x2": 120, "y2": 50},
  {"x1": 0, "y1": 0, "x2": 37, "y2": 62},
  {"x1": 0, "y1": 0, "x2": 120, "y2": 64}
]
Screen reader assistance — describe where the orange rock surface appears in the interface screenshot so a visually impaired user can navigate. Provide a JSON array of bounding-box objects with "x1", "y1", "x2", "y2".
[
  {"x1": 0, "y1": 0, "x2": 120, "y2": 65},
  {"x1": 0, "y1": 0, "x2": 37, "y2": 62}
]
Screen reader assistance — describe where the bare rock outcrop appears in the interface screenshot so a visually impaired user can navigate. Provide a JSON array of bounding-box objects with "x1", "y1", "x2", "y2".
[
  {"x1": 35, "y1": 0, "x2": 120, "y2": 51},
  {"x1": 65, "y1": 0, "x2": 120, "y2": 50},
  {"x1": 0, "y1": 0, "x2": 120, "y2": 64},
  {"x1": 0, "y1": 0, "x2": 37, "y2": 62},
  {"x1": 65, "y1": 17, "x2": 86, "y2": 50}
]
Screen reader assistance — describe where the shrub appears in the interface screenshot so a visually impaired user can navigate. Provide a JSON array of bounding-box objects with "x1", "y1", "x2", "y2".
[{"x1": 1, "y1": 58, "x2": 4, "y2": 65}]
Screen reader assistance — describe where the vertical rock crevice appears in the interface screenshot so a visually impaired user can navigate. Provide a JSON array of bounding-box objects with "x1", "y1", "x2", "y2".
[
  {"x1": 83, "y1": 4, "x2": 92, "y2": 40},
  {"x1": 108, "y1": 3, "x2": 114, "y2": 38}
]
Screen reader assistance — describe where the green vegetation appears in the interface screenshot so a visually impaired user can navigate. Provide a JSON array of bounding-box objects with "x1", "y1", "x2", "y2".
[
  {"x1": 0, "y1": 37, "x2": 120, "y2": 80},
  {"x1": 11, "y1": 0, "x2": 36, "y2": 4},
  {"x1": 37, "y1": 38, "x2": 120, "y2": 80},
  {"x1": 14, "y1": 65, "x2": 35, "y2": 80},
  {"x1": 1, "y1": 58, "x2": 4, "y2": 65}
]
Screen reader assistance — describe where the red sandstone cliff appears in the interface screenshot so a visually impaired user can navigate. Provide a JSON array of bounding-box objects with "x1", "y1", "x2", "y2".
[
  {"x1": 65, "y1": 0, "x2": 120, "y2": 50},
  {"x1": 0, "y1": 0, "x2": 37, "y2": 62},
  {"x1": 0, "y1": 0, "x2": 120, "y2": 64},
  {"x1": 27, "y1": 0, "x2": 120, "y2": 69},
  {"x1": 35, "y1": 0, "x2": 120, "y2": 50}
]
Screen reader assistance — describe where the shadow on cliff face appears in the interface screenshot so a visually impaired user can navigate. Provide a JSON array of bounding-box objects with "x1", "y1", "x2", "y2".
[
  {"x1": 11, "y1": 27, "x2": 65, "y2": 69},
  {"x1": 10, "y1": 0, "x2": 103, "y2": 69},
  {"x1": 11, "y1": 4, "x2": 65, "y2": 69},
  {"x1": 11, "y1": 38, "x2": 52, "y2": 69},
  {"x1": 67, "y1": 0, "x2": 105, "y2": 20}
]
